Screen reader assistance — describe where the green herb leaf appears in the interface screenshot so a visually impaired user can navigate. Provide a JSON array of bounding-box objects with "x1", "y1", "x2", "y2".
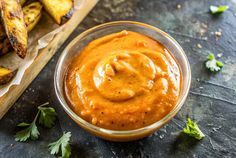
[
  {"x1": 17, "y1": 122, "x2": 31, "y2": 127},
  {"x1": 210, "y1": 5, "x2": 229, "y2": 14},
  {"x1": 15, "y1": 102, "x2": 57, "y2": 142},
  {"x1": 183, "y1": 118, "x2": 205, "y2": 140},
  {"x1": 15, "y1": 122, "x2": 40, "y2": 142},
  {"x1": 205, "y1": 53, "x2": 223, "y2": 72},
  {"x1": 38, "y1": 105, "x2": 57, "y2": 128},
  {"x1": 207, "y1": 53, "x2": 215, "y2": 60},
  {"x1": 48, "y1": 132, "x2": 72, "y2": 158}
]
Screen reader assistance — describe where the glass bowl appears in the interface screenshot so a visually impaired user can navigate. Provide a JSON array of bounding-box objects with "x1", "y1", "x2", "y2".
[{"x1": 54, "y1": 21, "x2": 191, "y2": 142}]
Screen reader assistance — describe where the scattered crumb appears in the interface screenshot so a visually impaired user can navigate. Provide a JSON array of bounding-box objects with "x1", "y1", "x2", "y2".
[
  {"x1": 199, "y1": 29, "x2": 206, "y2": 36},
  {"x1": 197, "y1": 44, "x2": 202, "y2": 49},
  {"x1": 201, "y1": 23, "x2": 208, "y2": 29},
  {"x1": 196, "y1": 78, "x2": 200, "y2": 82},
  {"x1": 215, "y1": 31, "x2": 222, "y2": 36},
  {"x1": 199, "y1": 22, "x2": 208, "y2": 37},
  {"x1": 215, "y1": 29, "x2": 222, "y2": 40},
  {"x1": 159, "y1": 134, "x2": 165, "y2": 139},
  {"x1": 177, "y1": 4, "x2": 181, "y2": 9},
  {"x1": 217, "y1": 53, "x2": 223, "y2": 58}
]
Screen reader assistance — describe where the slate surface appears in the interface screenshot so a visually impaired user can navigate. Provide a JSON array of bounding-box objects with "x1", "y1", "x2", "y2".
[{"x1": 0, "y1": 0, "x2": 236, "y2": 157}]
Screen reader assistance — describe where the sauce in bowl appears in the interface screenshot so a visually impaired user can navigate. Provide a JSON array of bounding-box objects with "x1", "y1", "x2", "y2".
[{"x1": 65, "y1": 30, "x2": 181, "y2": 130}]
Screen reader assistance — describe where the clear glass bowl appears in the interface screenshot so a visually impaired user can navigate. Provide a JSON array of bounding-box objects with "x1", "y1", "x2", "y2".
[{"x1": 54, "y1": 21, "x2": 191, "y2": 141}]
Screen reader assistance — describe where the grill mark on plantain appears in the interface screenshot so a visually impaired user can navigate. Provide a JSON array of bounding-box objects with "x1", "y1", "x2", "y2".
[
  {"x1": 8, "y1": 33, "x2": 25, "y2": 58},
  {"x1": 9, "y1": 11, "x2": 21, "y2": 19},
  {"x1": 29, "y1": 5, "x2": 37, "y2": 9},
  {"x1": 25, "y1": 14, "x2": 41, "y2": 28},
  {"x1": 61, "y1": 8, "x2": 74, "y2": 25}
]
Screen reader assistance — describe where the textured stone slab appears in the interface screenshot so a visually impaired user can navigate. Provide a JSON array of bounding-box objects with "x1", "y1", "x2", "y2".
[{"x1": 0, "y1": 0, "x2": 236, "y2": 157}]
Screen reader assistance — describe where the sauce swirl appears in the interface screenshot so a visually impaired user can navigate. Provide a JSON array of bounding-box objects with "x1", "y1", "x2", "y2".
[{"x1": 65, "y1": 30, "x2": 181, "y2": 130}]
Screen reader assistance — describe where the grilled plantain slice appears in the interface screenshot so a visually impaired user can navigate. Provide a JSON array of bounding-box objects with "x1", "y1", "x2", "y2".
[
  {"x1": 40, "y1": 0, "x2": 73, "y2": 25},
  {"x1": 0, "y1": 2, "x2": 42, "y2": 57},
  {"x1": 0, "y1": 0, "x2": 28, "y2": 58},
  {"x1": 19, "y1": 0, "x2": 27, "y2": 5},
  {"x1": 0, "y1": 24, "x2": 13, "y2": 56},
  {"x1": 23, "y1": 2, "x2": 43, "y2": 32},
  {"x1": 0, "y1": 67, "x2": 17, "y2": 85}
]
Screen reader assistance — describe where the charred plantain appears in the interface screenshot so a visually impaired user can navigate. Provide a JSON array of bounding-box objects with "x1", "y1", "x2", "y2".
[
  {"x1": 0, "y1": 67, "x2": 17, "y2": 85},
  {"x1": 0, "y1": 24, "x2": 13, "y2": 56},
  {"x1": 40, "y1": 0, "x2": 74, "y2": 25},
  {"x1": 19, "y1": 0, "x2": 27, "y2": 5},
  {"x1": 23, "y1": 2, "x2": 43, "y2": 32},
  {"x1": 0, "y1": 1, "x2": 42, "y2": 57},
  {"x1": 0, "y1": 0, "x2": 28, "y2": 58}
]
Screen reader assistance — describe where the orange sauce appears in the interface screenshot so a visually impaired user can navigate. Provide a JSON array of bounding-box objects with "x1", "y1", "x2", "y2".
[{"x1": 65, "y1": 30, "x2": 181, "y2": 130}]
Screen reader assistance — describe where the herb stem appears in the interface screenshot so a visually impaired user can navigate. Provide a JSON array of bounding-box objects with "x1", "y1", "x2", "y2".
[
  {"x1": 39, "y1": 102, "x2": 50, "y2": 107},
  {"x1": 33, "y1": 111, "x2": 40, "y2": 123}
]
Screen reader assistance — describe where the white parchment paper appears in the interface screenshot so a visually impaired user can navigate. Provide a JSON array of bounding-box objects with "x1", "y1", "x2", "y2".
[{"x1": 0, "y1": 0, "x2": 83, "y2": 97}]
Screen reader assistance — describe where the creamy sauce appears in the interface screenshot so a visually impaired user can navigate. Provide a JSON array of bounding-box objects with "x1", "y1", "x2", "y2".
[{"x1": 65, "y1": 30, "x2": 181, "y2": 130}]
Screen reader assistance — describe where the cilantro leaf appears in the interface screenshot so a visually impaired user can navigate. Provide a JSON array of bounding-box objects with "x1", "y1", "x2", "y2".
[
  {"x1": 48, "y1": 132, "x2": 72, "y2": 158},
  {"x1": 210, "y1": 5, "x2": 229, "y2": 14},
  {"x1": 15, "y1": 121, "x2": 40, "y2": 142},
  {"x1": 205, "y1": 53, "x2": 223, "y2": 72},
  {"x1": 183, "y1": 118, "x2": 205, "y2": 140},
  {"x1": 38, "y1": 106, "x2": 57, "y2": 128}
]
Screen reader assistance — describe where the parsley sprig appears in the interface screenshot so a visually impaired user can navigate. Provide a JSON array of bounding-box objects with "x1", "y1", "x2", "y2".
[
  {"x1": 15, "y1": 102, "x2": 57, "y2": 142},
  {"x1": 183, "y1": 118, "x2": 205, "y2": 140},
  {"x1": 205, "y1": 53, "x2": 223, "y2": 72},
  {"x1": 48, "y1": 132, "x2": 72, "y2": 158}
]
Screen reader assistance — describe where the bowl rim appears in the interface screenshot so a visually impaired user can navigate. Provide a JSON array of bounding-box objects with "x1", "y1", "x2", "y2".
[{"x1": 54, "y1": 21, "x2": 191, "y2": 136}]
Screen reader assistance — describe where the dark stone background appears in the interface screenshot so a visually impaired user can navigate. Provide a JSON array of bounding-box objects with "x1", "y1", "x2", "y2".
[{"x1": 1, "y1": 0, "x2": 236, "y2": 157}]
